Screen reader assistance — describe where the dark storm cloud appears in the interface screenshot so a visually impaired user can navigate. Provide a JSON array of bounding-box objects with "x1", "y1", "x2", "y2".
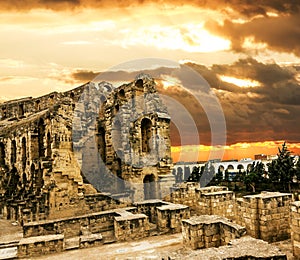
[
  {"x1": 71, "y1": 70, "x2": 99, "y2": 82},
  {"x1": 1, "y1": 0, "x2": 299, "y2": 16},
  {"x1": 184, "y1": 59, "x2": 300, "y2": 144},
  {"x1": 206, "y1": 14, "x2": 300, "y2": 56},
  {"x1": 68, "y1": 58, "x2": 300, "y2": 145}
]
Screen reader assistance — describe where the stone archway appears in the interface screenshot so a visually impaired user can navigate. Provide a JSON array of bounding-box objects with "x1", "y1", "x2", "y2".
[
  {"x1": 143, "y1": 174, "x2": 156, "y2": 200},
  {"x1": 141, "y1": 118, "x2": 152, "y2": 153}
]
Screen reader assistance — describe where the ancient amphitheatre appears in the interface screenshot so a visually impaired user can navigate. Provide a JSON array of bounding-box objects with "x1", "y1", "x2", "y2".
[{"x1": 0, "y1": 74, "x2": 299, "y2": 259}]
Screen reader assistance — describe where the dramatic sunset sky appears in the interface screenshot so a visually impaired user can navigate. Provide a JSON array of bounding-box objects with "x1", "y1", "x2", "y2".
[{"x1": 1, "y1": 0, "x2": 300, "y2": 161}]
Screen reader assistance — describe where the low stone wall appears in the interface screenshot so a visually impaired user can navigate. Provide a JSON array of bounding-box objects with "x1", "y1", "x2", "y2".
[
  {"x1": 23, "y1": 207, "x2": 136, "y2": 240},
  {"x1": 156, "y1": 204, "x2": 190, "y2": 233},
  {"x1": 291, "y1": 201, "x2": 300, "y2": 259},
  {"x1": 182, "y1": 215, "x2": 246, "y2": 250},
  {"x1": 236, "y1": 192, "x2": 292, "y2": 242},
  {"x1": 133, "y1": 199, "x2": 168, "y2": 223},
  {"x1": 169, "y1": 185, "x2": 236, "y2": 220},
  {"x1": 169, "y1": 182, "x2": 199, "y2": 208},
  {"x1": 170, "y1": 236, "x2": 287, "y2": 259},
  {"x1": 197, "y1": 190, "x2": 235, "y2": 220},
  {"x1": 18, "y1": 234, "x2": 64, "y2": 258},
  {"x1": 114, "y1": 213, "x2": 149, "y2": 241}
]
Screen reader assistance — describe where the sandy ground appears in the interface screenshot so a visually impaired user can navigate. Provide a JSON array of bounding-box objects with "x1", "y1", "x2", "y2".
[
  {"x1": 0, "y1": 216, "x2": 296, "y2": 260},
  {"x1": 32, "y1": 233, "x2": 183, "y2": 260},
  {"x1": 0, "y1": 218, "x2": 22, "y2": 244}
]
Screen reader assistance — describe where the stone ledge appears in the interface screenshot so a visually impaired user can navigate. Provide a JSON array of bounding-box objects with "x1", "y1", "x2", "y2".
[
  {"x1": 114, "y1": 214, "x2": 147, "y2": 222},
  {"x1": 19, "y1": 234, "x2": 64, "y2": 245},
  {"x1": 157, "y1": 204, "x2": 189, "y2": 211}
]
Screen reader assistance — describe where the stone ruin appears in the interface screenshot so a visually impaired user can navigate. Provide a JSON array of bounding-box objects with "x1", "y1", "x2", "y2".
[
  {"x1": 0, "y1": 75, "x2": 297, "y2": 259},
  {"x1": 0, "y1": 74, "x2": 174, "y2": 224}
]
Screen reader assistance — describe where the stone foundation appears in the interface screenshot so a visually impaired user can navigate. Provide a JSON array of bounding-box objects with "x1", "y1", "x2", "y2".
[
  {"x1": 18, "y1": 234, "x2": 64, "y2": 258},
  {"x1": 156, "y1": 204, "x2": 190, "y2": 233},
  {"x1": 114, "y1": 213, "x2": 149, "y2": 241},
  {"x1": 182, "y1": 215, "x2": 246, "y2": 250},
  {"x1": 236, "y1": 191, "x2": 292, "y2": 242},
  {"x1": 197, "y1": 188, "x2": 235, "y2": 220},
  {"x1": 291, "y1": 201, "x2": 300, "y2": 259}
]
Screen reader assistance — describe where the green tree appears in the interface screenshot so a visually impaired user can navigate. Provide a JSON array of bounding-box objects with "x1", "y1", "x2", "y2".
[
  {"x1": 215, "y1": 167, "x2": 224, "y2": 183},
  {"x1": 267, "y1": 142, "x2": 295, "y2": 192},
  {"x1": 244, "y1": 161, "x2": 265, "y2": 193}
]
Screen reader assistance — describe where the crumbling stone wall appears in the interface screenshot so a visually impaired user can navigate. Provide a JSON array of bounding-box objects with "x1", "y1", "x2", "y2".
[
  {"x1": 182, "y1": 215, "x2": 246, "y2": 250},
  {"x1": 236, "y1": 192, "x2": 292, "y2": 242},
  {"x1": 291, "y1": 201, "x2": 300, "y2": 259},
  {"x1": 0, "y1": 75, "x2": 174, "y2": 223},
  {"x1": 18, "y1": 234, "x2": 64, "y2": 258},
  {"x1": 169, "y1": 182, "x2": 199, "y2": 209},
  {"x1": 169, "y1": 184, "x2": 235, "y2": 219},
  {"x1": 156, "y1": 204, "x2": 190, "y2": 233},
  {"x1": 0, "y1": 85, "x2": 91, "y2": 223},
  {"x1": 92, "y1": 74, "x2": 173, "y2": 201},
  {"x1": 197, "y1": 189, "x2": 235, "y2": 220},
  {"x1": 114, "y1": 213, "x2": 150, "y2": 241}
]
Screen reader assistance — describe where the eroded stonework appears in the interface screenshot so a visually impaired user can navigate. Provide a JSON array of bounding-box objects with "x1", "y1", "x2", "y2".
[{"x1": 0, "y1": 74, "x2": 173, "y2": 223}]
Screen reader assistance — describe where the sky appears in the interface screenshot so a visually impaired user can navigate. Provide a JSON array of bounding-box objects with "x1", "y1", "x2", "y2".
[{"x1": 1, "y1": 0, "x2": 300, "y2": 161}]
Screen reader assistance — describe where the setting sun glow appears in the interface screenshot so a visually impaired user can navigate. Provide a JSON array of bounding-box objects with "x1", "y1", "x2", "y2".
[{"x1": 219, "y1": 75, "x2": 261, "y2": 88}]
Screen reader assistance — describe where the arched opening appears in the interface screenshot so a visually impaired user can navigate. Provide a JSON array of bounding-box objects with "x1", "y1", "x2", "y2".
[
  {"x1": 143, "y1": 174, "x2": 156, "y2": 200},
  {"x1": 30, "y1": 164, "x2": 35, "y2": 192},
  {"x1": 11, "y1": 140, "x2": 17, "y2": 165},
  {"x1": 35, "y1": 100, "x2": 40, "y2": 110},
  {"x1": 227, "y1": 165, "x2": 234, "y2": 171},
  {"x1": 6, "y1": 167, "x2": 19, "y2": 197},
  {"x1": 135, "y1": 79, "x2": 143, "y2": 88},
  {"x1": 1, "y1": 107, "x2": 7, "y2": 119},
  {"x1": 0, "y1": 142, "x2": 5, "y2": 166},
  {"x1": 218, "y1": 165, "x2": 225, "y2": 172},
  {"x1": 237, "y1": 164, "x2": 244, "y2": 171},
  {"x1": 97, "y1": 126, "x2": 106, "y2": 162},
  {"x1": 21, "y1": 137, "x2": 26, "y2": 170},
  {"x1": 36, "y1": 163, "x2": 44, "y2": 191},
  {"x1": 119, "y1": 89, "x2": 125, "y2": 98},
  {"x1": 141, "y1": 118, "x2": 152, "y2": 153},
  {"x1": 100, "y1": 95, "x2": 106, "y2": 103},
  {"x1": 46, "y1": 132, "x2": 52, "y2": 158},
  {"x1": 104, "y1": 84, "x2": 112, "y2": 92},
  {"x1": 18, "y1": 104, "x2": 24, "y2": 117},
  {"x1": 38, "y1": 119, "x2": 45, "y2": 157}
]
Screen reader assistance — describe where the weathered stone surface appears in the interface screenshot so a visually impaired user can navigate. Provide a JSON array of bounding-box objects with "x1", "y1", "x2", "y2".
[
  {"x1": 182, "y1": 215, "x2": 246, "y2": 250},
  {"x1": 290, "y1": 201, "x2": 300, "y2": 259},
  {"x1": 0, "y1": 75, "x2": 174, "y2": 224},
  {"x1": 162, "y1": 236, "x2": 287, "y2": 259},
  {"x1": 236, "y1": 191, "x2": 292, "y2": 242},
  {"x1": 18, "y1": 234, "x2": 64, "y2": 258}
]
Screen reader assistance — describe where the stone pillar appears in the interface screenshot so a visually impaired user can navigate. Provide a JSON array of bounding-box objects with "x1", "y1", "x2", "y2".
[{"x1": 291, "y1": 201, "x2": 300, "y2": 259}]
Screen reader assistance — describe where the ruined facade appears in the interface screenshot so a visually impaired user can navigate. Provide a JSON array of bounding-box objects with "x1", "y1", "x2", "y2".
[{"x1": 0, "y1": 74, "x2": 174, "y2": 223}]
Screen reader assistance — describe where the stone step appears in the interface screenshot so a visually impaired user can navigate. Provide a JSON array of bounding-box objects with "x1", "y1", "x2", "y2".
[
  {"x1": 0, "y1": 246, "x2": 17, "y2": 260},
  {"x1": 64, "y1": 237, "x2": 79, "y2": 250}
]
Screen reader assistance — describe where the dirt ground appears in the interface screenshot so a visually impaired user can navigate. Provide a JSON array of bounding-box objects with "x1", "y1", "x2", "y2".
[
  {"x1": 0, "y1": 216, "x2": 296, "y2": 260},
  {"x1": 33, "y1": 233, "x2": 183, "y2": 260},
  {"x1": 0, "y1": 218, "x2": 22, "y2": 244}
]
